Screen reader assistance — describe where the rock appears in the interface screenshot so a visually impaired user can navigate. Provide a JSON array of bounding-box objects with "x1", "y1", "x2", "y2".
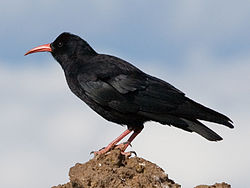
[
  {"x1": 195, "y1": 182, "x2": 231, "y2": 188},
  {"x1": 52, "y1": 149, "x2": 180, "y2": 188}
]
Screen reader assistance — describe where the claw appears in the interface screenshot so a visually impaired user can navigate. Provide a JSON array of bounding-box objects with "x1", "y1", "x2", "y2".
[{"x1": 90, "y1": 146, "x2": 107, "y2": 155}]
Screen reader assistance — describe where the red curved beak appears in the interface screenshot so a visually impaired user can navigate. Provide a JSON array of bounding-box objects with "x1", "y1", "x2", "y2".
[{"x1": 24, "y1": 43, "x2": 52, "y2": 56}]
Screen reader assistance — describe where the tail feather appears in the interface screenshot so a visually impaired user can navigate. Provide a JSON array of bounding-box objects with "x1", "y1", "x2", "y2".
[
  {"x1": 173, "y1": 98, "x2": 234, "y2": 128},
  {"x1": 138, "y1": 111, "x2": 224, "y2": 141},
  {"x1": 180, "y1": 118, "x2": 223, "y2": 141}
]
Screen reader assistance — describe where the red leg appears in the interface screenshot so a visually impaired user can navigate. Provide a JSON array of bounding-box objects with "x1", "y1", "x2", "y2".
[
  {"x1": 94, "y1": 129, "x2": 132, "y2": 155},
  {"x1": 115, "y1": 129, "x2": 142, "y2": 154}
]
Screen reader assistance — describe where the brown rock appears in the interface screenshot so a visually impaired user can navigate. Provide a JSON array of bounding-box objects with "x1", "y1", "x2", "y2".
[
  {"x1": 52, "y1": 149, "x2": 180, "y2": 188},
  {"x1": 195, "y1": 182, "x2": 231, "y2": 188}
]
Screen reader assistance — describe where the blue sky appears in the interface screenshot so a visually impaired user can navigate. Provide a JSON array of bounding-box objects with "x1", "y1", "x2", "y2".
[{"x1": 1, "y1": 1, "x2": 250, "y2": 188}]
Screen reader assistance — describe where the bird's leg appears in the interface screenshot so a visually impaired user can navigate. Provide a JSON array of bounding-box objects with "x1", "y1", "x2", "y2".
[
  {"x1": 115, "y1": 129, "x2": 142, "y2": 157},
  {"x1": 93, "y1": 129, "x2": 132, "y2": 156}
]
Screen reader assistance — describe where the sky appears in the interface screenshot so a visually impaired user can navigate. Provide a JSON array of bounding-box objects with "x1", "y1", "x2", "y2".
[{"x1": 0, "y1": 1, "x2": 250, "y2": 187}]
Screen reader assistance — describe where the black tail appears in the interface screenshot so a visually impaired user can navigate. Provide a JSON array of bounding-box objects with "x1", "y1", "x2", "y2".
[
  {"x1": 172, "y1": 98, "x2": 234, "y2": 129},
  {"x1": 138, "y1": 112, "x2": 224, "y2": 141},
  {"x1": 180, "y1": 118, "x2": 223, "y2": 141}
]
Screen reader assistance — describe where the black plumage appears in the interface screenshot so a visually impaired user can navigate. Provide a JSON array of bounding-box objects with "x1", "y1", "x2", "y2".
[{"x1": 25, "y1": 32, "x2": 233, "y2": 154}]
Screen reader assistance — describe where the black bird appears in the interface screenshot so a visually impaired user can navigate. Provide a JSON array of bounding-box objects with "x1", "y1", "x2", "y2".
[{"x1": 25, "y1": 32, "x2": 233, "y2": 155}]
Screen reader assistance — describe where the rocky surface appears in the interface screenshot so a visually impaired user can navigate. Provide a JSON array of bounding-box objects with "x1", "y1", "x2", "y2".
[
  {"x1": 195, "y1": 182, "x2": 231, "y2": 188},
  {"x1": 52, "y1": 149, "x2": 230, "y2": 188}
]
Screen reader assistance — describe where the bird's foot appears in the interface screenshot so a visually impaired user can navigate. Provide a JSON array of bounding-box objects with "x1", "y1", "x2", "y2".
[
  {"x1": 90, "y1": 145, "x2": 114, "y2": 156},
  {"x1": 91, "y1": 142, "x2": 136, "y2": 157},
  {"x1": 114, "y1": 142, "x2": 136, "y2": 157},
  {"x1": 113, "y1": 141, "x2": 130, "y2": 151}
]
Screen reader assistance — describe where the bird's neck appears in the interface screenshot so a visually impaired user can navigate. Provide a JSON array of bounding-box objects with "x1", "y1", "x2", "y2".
[
  {"x1": 59, "y1": 54, "x2": 95, "y2": 74},
  {"x1": 59, "y1": 58, "x2": 81, "y2": 76}
]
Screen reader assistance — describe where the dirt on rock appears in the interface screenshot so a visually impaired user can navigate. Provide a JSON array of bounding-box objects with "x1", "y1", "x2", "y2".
[
  {"x1": 195, "y1": 182, "x2": 231, "y2": 188},
  {"x1": 52, "y1": 149, "x2": 180, "y2": 188},
  {"x1": 52, "y1": 149, "x2": 231, "y2": 188}
]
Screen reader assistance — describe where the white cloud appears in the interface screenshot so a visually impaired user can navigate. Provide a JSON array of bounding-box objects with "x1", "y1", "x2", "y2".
[{"x1": 2, "y1": 0, "x2": 250, "y2": 62}]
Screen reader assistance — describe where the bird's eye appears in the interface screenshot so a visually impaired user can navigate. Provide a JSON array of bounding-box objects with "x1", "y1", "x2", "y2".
[{"x1": 58, "y1": 42, "x2": 63, "y2": 48}]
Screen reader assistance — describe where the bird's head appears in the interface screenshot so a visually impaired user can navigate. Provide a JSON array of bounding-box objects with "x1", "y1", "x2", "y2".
[{"x1": 25, "y1": 32, "x2": 97, "y2": 65}]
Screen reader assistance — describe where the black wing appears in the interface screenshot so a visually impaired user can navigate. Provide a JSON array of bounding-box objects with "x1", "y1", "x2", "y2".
[
  {"x1": 77, "y1": 66, "x2": 185, "y2": 115},
  {"x1": 77, "y1": 73, "x2": 140, "y2": 113}
]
